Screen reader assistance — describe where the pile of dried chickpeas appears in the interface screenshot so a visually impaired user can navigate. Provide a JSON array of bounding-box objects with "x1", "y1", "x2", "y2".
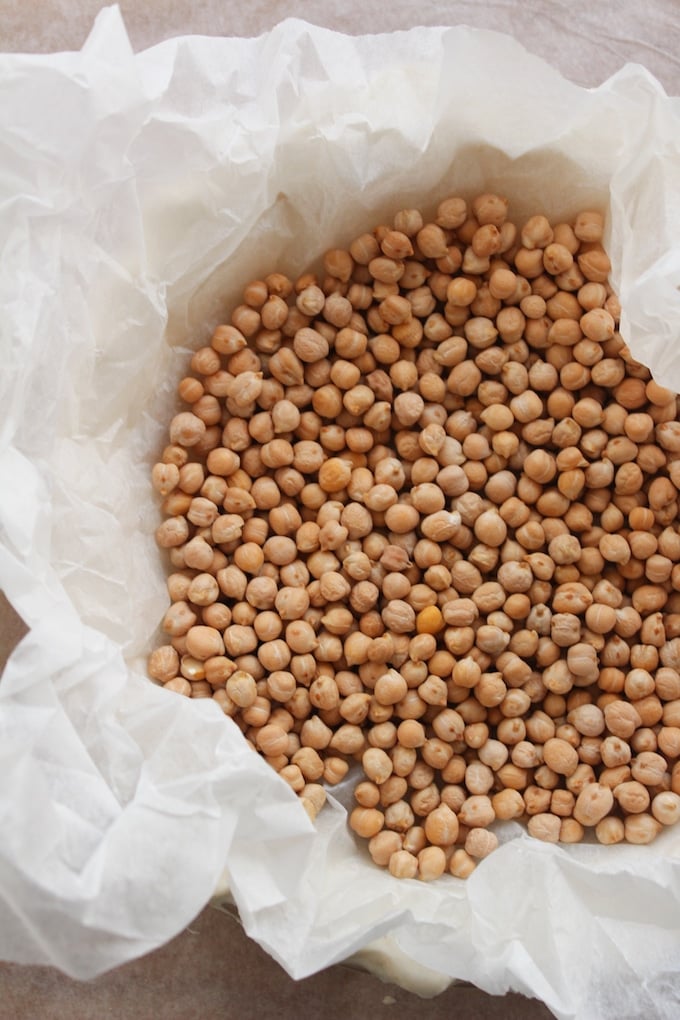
[{"x1": 150, "y1": 193, "x2": 680, "y2": 882}]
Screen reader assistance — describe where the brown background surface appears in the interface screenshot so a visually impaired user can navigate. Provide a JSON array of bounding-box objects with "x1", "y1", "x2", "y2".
[
  {"x1": 1, "y1": 0, "x2": 679, "y2": 94},
  {"x1": 1, "y1": 2, "x2": 678, "y2": 1018}
]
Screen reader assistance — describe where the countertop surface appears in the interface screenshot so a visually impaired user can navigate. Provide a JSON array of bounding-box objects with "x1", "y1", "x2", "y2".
[
  {"x1": 1, "y1": 2, "x2": 678, "y2": 1018},
  {"x1": 2, "y1": 0, "x2": 679, "y2": 95}
]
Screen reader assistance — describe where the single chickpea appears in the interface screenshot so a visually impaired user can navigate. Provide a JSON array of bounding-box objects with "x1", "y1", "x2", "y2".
[
  {"x1": 527, "y1": 813, "x2": 561, "y2": 843},
  {"x1": 465, "y1": 828, "x2": 499, "y2": 859},
  {"x1": 424, "y1": 804, "x2": 460, "y2": 847},
  {"x1": 630, "y1": 751, "x2": 668, "y2": 787},
  {"x1": 388, "y1": 849, "x2": 419, "y2": 879},
  {"x1": 624, "y1": 813, "x2": 662, "y2": 844},
  {"x1": 573, "y1": 783, "x2": 614, "y2": 826},
  {"x1": 350, "y1": 807, "x2": 385, "y2": 839},
  {"x1": 492, "y1": 789, "x2": 525, "y2": 820},
  {"x1": 651, "y1": 791, "x2": 680, "y2": 826},
  {"x1": 543, "y1": 738, "x2": 579, "y2": 777},
  {"x1": 449, "y1": 849, "x2": 476, "y2": 879},
  {"x1": 594, "y1": 816, "x2": 625, "y2": 845}
]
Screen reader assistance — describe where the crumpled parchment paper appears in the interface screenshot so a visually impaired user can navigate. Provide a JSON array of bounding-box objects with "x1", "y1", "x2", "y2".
[{"x1": 1, "y1": 6, "x2": 680, "y2": 1018}]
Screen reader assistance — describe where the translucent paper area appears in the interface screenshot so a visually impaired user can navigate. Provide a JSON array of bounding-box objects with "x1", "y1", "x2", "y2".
[{"x1": 1, "y1": 6, "x2": 680, "y2": 1018}]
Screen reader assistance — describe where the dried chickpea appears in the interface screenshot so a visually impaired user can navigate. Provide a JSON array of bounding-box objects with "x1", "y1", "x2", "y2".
[
  {"x1": 651, "y1": 791, "x2": 680, "y2": 826},
  {"x1": 624, "y1": 813, "x2": 662, "y2": 844},
  {"x1": 573, "y1": 783, "x2": 614, "y2": 826},
  {"x1": 152, "y1": 195, "x2": 680, "y2": 878},
  {"x1": 527, "y1": 813, "x2": 561, "y2": 843},
  {"x1": 449, "y1": 849, "x2": 477, "y2": 879},
  {"x1": 465, "y1": 828, "x2": 499, "y2": 859},
  {"x1": 350, "y1": 807, "x2": 385, "y2": 839},
  {"x1": 149, "y1": 645, "x2": 180, "y2": 684},
  {"x1": 490, "y1": 790, "x2": 523, "y2": 822},
  {"x1": 415, "y1": 843, "x2": 447, "y2": 881},
  {"x1": 389, "y1": 849, "x2": 419, "y2": 879}
]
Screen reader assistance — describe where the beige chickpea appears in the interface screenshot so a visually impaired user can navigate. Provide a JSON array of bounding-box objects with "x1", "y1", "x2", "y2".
[
  {"x1": 423, "y1": 804, "x2": 460, "y2": 848},
  {"x1": 624, "y1": 813, "x2": 662, "y2": 844},
  {"x1": 492, "y1": 789, "x2": 525, "y2": 820},
  {"x1": 534, "y1": 767, "x2": 562, "y2": 787},
  {"x1": 566, "y1": 644, "x2": 599, "y2": 684},
  {"x1": 355, "y1": 781, "x2": 382, "y2": 809},
  {"x1": 630, "y1": 751, "x2": 668, "y2": 787},
  {"x1": 361, "y1": 747, "x2": 394, "y2": 786},
  {"x1": 614, "y1": 781, "x2": 650, "y2": 815},
  {"x1": 414, "y1": 845, "x2": 447, "y2": 883},
  {"x1": 350, "y1": 807, "x2": 385, "y2": 839},
  {"x1": 651, "y1": 791, "x2": 680, "y2": 826},
  {"x1": 254, "y1": 723, "x2": 288, "y2": 758},
  {"x1": 573, "y1": 210, "x2": 604, "y2": 243},
  {"x1": 182, "y1": 625, "x2": 222, "y2": 661},
  {"x1": 384, "y1": 797, "x2": 417, "y2": 831},
  {"x1": 387, "y1": 849, "x2": 418, "y2": 880},
  {"x1": 169, "y1": 411, "x2": 207, "y2": 449},
  {"x1": 527, "y1": 813, "x2": 561, "y2": 843},
  {"x1": 457, "y1": 795, "x2": 495, "y2": 829},
  {"x1": 288, "y1": 747, "x2": 323, "y2": 783},
  {"x1": 225, "y1": 669, "x2": 258, "y2": 709},
  {"x1": 152, "y1": 462, "x2": 181, "y2": 498},
  {"x1": 200, "y1": 600, "x2": 232, "y2": 631},
  {"x1": 472, "y1": 510, "x2": 506, "y2": 548},
  {"x1": 367, "y1": 668, "x2": 406, "y2": 706},
  {"x1": 542, "y1": 738, "x2": 579, "y2": 777},
  {"x1": 594, "y1": 816, "x2": 625, "y2": 845},
  {"x1": 433, "y1": 196, "x2": 466, "y2": 230},
  {"x1": 448, "y1": 849, "x2": 476, "y2": 879},
  {"x1": 551, "y1": 789, "x2": 576, "y2": 818},
  {"x1": 155, "y1": 515, "x2": 190, "y2": 550},
  {"x1": 149, "y1": 645, "x2": 180, "y2": 684},
  {"x1": 600, "y1": 735, "x2": 632, "y2": 769},
  {"x1": 604, "y1": 700, "x2": 643, "y2": 739},
  {"x1": 559, "y1": 818, "x2": 585, "y2": 843},
  {"x1": 464, "y1": 760, "x2": 495, "y2": 796},
  {"x1": 573, "y1": 783, "x2": 614, "y2": 826},
  {"x1": 367, "y1": 830, "x2": 403, "y2": 869},
  {"x1": 379, "y1": 776, "x2": 409, "y2": 809},
  {"x1": 465, "y1": 828, "x2": 499, "y2": 859},
  {"x1": 166, "y1": 575, "x2": 192, "y2": 603},
  {"x1": 658, "y1": 726, "x2": 680, "y2": 758},
  {"x1": 164, "y1": 677, "x2": 192, "y2": 697},
  {"x1": 282, "y1": 620, "x2": 317, "y2": 655},
  {"x1": 520, "y1": 214, "x2": 553, "y2": 250}
]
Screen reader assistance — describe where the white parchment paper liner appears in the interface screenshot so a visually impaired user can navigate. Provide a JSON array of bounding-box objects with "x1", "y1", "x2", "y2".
[{"x1": 1, "y1": 7, "x2": 680, "y2": 1018}]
